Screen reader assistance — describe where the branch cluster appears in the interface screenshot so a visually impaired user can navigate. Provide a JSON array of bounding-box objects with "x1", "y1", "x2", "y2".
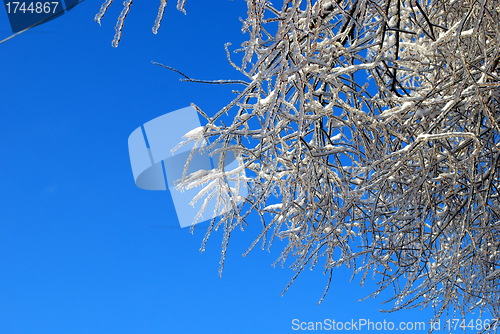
[
  {"x1": 184, "y1": 0, "x2": 500, "y2": 321},
  {"x1": 97, "y1": 0, "x2": 500, "y2": 324}
]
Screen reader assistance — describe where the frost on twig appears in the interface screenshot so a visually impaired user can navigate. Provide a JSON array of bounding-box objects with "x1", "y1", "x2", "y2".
[
  {"x1": 95, "y1": 0, "x2": 187, "y2": 47},
  {"x1": 152, "y1": 62, "x2": 250, "y2": 86},
  {"x1": 111, "y1": 0, "x2": 133, "y2": 48},
  {"x1": 94, "y1": 0, "x2": 113, "y2": 26},
  {"x1": 152, "y1": 0, "x2": 168, "y2": 34}
]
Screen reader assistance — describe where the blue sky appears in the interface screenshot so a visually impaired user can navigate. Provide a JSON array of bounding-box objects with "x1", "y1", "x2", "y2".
[{"x1": 0, "y1": 2, "x2": 438, "y2": 333}]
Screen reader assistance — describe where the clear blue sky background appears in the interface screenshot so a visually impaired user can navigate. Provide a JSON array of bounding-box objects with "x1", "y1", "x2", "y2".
[{"x1": 0, "y1": 2, "x2": 438, "y2": 333}]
